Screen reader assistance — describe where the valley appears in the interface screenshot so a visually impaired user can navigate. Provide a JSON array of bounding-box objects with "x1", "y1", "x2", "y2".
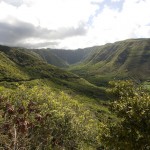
[
  {"x1": 0, "y1": 38, "x2": 150, "y2": 149},
  {"x1": 34, "y1": 38, "x2": 150, "y2": 86}
]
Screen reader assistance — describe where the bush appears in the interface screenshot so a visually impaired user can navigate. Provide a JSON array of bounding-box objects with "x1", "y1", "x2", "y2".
[
  {"x1": 101, "y1": 80, "x2": 150, "y2": 150},
  {"x1": 0, "y1": 85, "x2": 100, "y2": 149}
]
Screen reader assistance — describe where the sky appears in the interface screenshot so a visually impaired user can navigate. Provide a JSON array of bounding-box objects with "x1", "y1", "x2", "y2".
[{"x1": 0, "y1": 0, "x2": 150, "y2": 49}]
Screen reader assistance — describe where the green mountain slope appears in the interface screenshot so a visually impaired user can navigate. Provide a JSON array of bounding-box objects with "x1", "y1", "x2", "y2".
[
  {"x1": 0, "y1": 45, "x2": 73, "y2": 80},
  {"x1": 0, "y1": 46, "x2": 113, "y2": 150},
  {"x1": 33, "y1": 48, "x2": 94, "y2": 67},
  {"x1": 0, "y1": 45, "x2": 32, "y2": 81},
  {"x1": 48, "y1": 48, "x2": 94, "y2": 64},
  {"x1": 2, "y1": 38, "x2": 149, "y2": 96},
  {"x1": 69, "y1": 39, "x2": 150, "y2": 85},
  {"x1": 33, "y1": 39, "x2": 150, "y2": 83},
  {"x1": 0, "y1": 45, "x2": 105, "y2": 98},
  {"x1": 33, "y1": 49, "x2": 69, "y2": 68}
]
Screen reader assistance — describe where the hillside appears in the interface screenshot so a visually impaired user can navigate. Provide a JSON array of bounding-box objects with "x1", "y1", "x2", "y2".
[
  {"x1": 0, "y1": 41, "x2": 150, "y2": 149},
  {"x1": 0, "y1": 46, "x2": 111, "y2": 150},
  {"x1": 32, "y1": 39, "x2": 150, "y2": 85},
  {"x1": 1, "y1": 38, "x2": 150, "y2": 104},
  {"x1": 69, "y1": 39, "x2": 150, "y2": 85},
  {"x1": 33, "y1": 49, "x2": 69, "y2": 68},
  {"x1": 33, "y1": 47, "x2": 94, "y2": 67},
  {"x1": 0, "y1": 45, "x2": 105, "y2": 98}
]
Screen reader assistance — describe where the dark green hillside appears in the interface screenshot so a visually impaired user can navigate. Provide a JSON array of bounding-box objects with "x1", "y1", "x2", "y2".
[
  {"x1": 70, "y1": 39, "x2": 150, "y2": 85},
  {"x1": 0, "y1": 45, "x2": 75, "y2": 80},
  {"x1": 49, "y1": 48, "x2": 94, "y2": 64},
  {"x1": 1, "y1": 38, "x2": 149, "y2": 114},
  {"x1": 0, "y1": 45, "x2": 105, "y2": 98},
  {"x1": 33, "y1": 49, "x2": 69, "y2": 68},
  {"x1": 33, "y1": 47, "x2": 94, "y2": 67}
]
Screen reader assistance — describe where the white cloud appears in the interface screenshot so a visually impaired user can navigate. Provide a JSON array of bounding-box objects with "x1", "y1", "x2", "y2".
[
  {"x1": 0, "y1": 0, "x2": 150, "y2": 49},
  {"x1": 76, "y1": 0, "x2": 150, "y2": 48},
  {"x1": 111, "y1": 0, "x2": 122, "y2": 2},
  {"x1": 0, "y1": 0, "x2": 99, "y2": 28}
]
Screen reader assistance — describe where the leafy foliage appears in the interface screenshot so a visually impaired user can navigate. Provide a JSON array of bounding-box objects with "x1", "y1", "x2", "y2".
[
  {"x1": 101, "y1": 80, "x2": 150, "y2": 150},
  {"x1": 0, "y1": 85, "x2": 101, "y2": 149}
]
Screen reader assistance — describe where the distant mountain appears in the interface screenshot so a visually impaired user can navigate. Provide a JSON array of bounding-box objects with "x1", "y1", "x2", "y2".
[
  {"x1": 48, "y1": 48, "x2": 94, "y2": 64},
  {"x1": 33, "y1": 48, "x2": 94, "y2": 67},
  {"x1": 1, "y1": 38, "x2": 150, "y2": 88},
  {"x1": 33, "y1": 49, "x2": 69, "y2": 68},
  {"x1": 0, "y1": 45, "x2": 105, "y2": 98},
  {"x1": 69, "y1": 39, "x2": 150, "y2": 85}
]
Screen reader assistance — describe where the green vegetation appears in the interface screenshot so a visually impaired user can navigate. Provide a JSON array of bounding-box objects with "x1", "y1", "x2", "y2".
[
  {"x1": 0, "y1": 85, "x2": 101, "y2": 149},
  {"x1": 0, "y1": 52, "x2": 29, "y2": 81},
  {"x1": 0, "y1": 80, "x2": 149, "y2": 149},
  {"x1": 32, "y1": 39, "x2": 150, "y2": 87},
  {"x1": 0, "y1": 45, "x2": 106, "y2": 99},
  {"x1": 68, "y1": 39, "x2": 150, "y2": 85},
  {"x1": 33, "y1": 47, "x2": 94, "y2": 67},
  {"x1": 33, "y1": 49, "x2": 69, "y2": 68},
  {"x1": 143, "y1": 81, "x2": 150, "y2": 91},
  {"x1": 0, "y1": 39, "x2": 150, "y2": 149},
  {"x1": 101, "y1": 80, "x2": 150, "y2": 149}
]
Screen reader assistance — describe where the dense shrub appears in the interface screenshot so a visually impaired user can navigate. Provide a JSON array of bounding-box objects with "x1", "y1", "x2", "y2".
[
  {"x1": 101, "y1": 80, "x2": 150, "y2": 150},
  {"x1": 0, "y1": 85, "x2": 100, "y2": 149}
]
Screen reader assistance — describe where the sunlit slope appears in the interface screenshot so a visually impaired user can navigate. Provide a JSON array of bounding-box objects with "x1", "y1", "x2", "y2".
[
  {"x1": 0, "y1": 51, "x2": 30, "y2": 81},
  {"x1": 70, "y1": 39, "x2": 150, "y2": 82},
  {"x1": 0, "y1": 45, "x2": 75, "y2": 80},
  {"x1": 0, "y1": 45, "x2": 105, "y2": 98}
]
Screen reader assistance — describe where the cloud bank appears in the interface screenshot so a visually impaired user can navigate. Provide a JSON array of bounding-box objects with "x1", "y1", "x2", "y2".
[{"x1": 0, "y1": 0, "x2": 150, "y2": 49}]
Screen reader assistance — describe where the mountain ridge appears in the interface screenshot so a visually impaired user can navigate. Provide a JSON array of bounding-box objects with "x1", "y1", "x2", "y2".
[
  {"x1": 0, "y1": 45, "x2": 105, "y2": 98},
  {"x1": 1, "y1": 38, "x2": 150, "y2": 86},
  {"x1": 67, "y1": 38, "x2": 150, "y2": 86}
]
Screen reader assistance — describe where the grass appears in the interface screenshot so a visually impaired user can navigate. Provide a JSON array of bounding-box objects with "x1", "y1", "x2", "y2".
[{"x1": 143, "y1": 81, "x2": 150, "y2": 91}]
